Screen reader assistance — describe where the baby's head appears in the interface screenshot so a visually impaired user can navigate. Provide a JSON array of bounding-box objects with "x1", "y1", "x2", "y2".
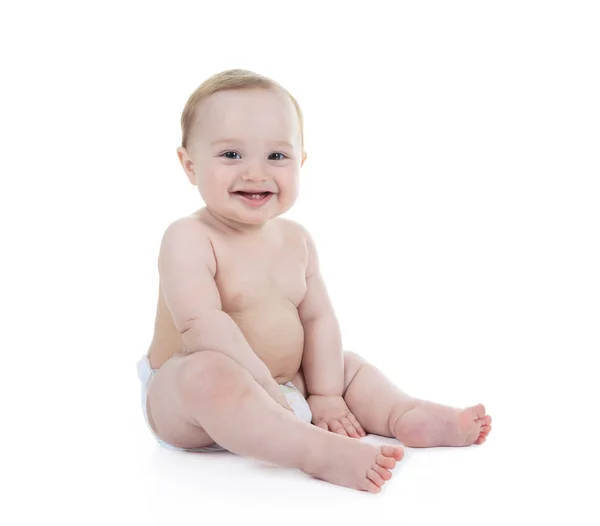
[{"x1": 176, "y1": 69, "x2": 307, "y2": 230}]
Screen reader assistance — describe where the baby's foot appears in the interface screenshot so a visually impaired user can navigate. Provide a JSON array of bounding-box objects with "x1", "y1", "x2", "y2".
[
  {"x1": 393, "y1": 402, "x2": 492, "y2": 448},
  {"x1": 456, "y1": 404, "x2": 492, "y2": 445},
  {"x1": 306, "y1": 438, "x2": 405, "y2": 494}
]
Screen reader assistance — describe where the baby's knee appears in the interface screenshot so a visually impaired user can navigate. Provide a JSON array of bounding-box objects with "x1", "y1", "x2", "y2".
[
  {"x1": 178, "y1": 350, "x2": 241, "y2": 403},
  {"x1": 344, "y1": 350, "x2": 366, "y2": 366}
]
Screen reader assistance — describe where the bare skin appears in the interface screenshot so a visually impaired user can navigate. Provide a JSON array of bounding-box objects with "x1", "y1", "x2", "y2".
[
  {"x1": 143, "y1": 84, "x2": 492, "y2": 493},
  {"x1": 145, "y1": 212, "x2": 491, "y2": 493},
  {"x1": 147, "y1": 211, "x2": 404, "y2": 492},
  {"x1": 148, "y1": 349, "x2": 403, "y2": 493}
]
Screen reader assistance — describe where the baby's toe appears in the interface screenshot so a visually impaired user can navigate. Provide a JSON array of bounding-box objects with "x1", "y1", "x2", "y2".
[
  {"x1": 381, "y1": 445, "x2": 405, "y2": 461},
  {"x1": 376, "y1": 454, "x2": 397, "y2": 470},
  {"x1": 367, "y1": 469, "x2": 385, "y2": 487},
  {"x1": 472, "y1": 404, "x2": 486, "y2": 419},
  {"x1": 477, "y1": 415, "x2": 492, "y2": 426},
  {"x1": 364, "y1": 479, "x2": 382, "y2": 494},
  {"x1": 372, "y1": 463, "x2": 393, "y2": 481}
]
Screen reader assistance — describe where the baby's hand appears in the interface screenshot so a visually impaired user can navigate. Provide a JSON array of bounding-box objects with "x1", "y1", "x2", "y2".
[{"x1": 307, "y1": 395, "x2": 366, "y2": 438}]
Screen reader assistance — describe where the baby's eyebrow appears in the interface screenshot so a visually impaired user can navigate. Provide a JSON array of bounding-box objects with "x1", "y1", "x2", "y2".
[
  {"x1": 271, "y1": 140, "x2": 294, "y2": 150},
  {"x1": 211, "y1": 139, "x2": 293, "y2": 150},
  {"x1": 211, "y1": 138, "x2": 242, "y2": 147}
]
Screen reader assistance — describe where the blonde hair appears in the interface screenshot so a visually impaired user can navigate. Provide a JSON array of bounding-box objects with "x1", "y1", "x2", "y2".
[{"x1": 180, "y1": 69, "x2": 304, "y2": 150}]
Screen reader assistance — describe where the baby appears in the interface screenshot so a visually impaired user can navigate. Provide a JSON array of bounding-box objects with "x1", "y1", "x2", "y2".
[{"x1": 137, "y1": 69, "x2": 492, "y2": 494}]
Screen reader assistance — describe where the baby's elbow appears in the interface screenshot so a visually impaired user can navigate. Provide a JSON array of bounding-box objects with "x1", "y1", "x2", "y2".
[{"x1": 180, "y1": 311, "x2": 227, "y2": 351}]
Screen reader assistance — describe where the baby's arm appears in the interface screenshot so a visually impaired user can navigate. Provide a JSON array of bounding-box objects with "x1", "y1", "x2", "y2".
[
  {"x1": 298, "y1": 228, "x2": 365, "y2": 437},
  {"x1": 158, "y1": 218, "x2": 291, "y2": 411},
  {"x1": 297, "y1": 229, "x2": 344, "y2": 396}
]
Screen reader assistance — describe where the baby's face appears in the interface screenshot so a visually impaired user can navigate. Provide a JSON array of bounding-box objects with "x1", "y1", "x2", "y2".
[{"x1": 178, "y1": 88, "x2": 305, "y2": 228}]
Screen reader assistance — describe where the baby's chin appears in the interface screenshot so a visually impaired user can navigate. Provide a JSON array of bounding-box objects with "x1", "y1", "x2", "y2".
[
  {"x1": 205, "y1": 204, "x2": 279, "y2": 229},
  {"x1": 202, "y1": 192, "x2": 296, "y2": 228}
]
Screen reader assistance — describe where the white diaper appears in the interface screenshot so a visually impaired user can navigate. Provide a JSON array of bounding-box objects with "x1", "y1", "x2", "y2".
[{"x1": 136, "y1": 354, "x2": 312, "y2": 452}]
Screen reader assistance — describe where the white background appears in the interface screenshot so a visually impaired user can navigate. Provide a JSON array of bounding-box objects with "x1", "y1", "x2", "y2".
[{"x1": 1, "y1": 1, "x2": 599, "y2": 524}]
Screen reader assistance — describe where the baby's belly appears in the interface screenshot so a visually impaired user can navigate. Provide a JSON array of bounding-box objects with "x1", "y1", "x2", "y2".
[{"x1": 228, "y1": 300, "x2": 304, "y2": 383}]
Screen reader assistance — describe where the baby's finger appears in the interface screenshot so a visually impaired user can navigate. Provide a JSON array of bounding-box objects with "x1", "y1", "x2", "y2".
[
  {"x1": 347, "y1": 412, "x2": 366, "y2": 437},
  {"x1": 329, "y1": 419, "x2": 349, "y2": 437},
  {"x1": 340, "y1": 416, "x2": 360, "y2": 438},
  {"x1": 317, "y1": 421, "x2": 329, "y2": 431}
]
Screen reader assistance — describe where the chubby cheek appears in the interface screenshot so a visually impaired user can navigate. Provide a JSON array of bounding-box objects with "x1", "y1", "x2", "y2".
[
  {"x1": 198, "y1": 167, "x2": 232, "y2": 201},
  {"x1": 276, "y1": 172, "x2": 300, "y2": 205}
]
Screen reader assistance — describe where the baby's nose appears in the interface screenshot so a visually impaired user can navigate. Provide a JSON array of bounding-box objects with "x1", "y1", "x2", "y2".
[{"x1": 241, "y1": 170, "x2": 268, "y2": 182}]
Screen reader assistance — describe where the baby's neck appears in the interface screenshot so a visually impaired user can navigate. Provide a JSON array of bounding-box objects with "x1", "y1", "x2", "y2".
[{"x1": 201, "y1": 207, "x2": 271, "y2": 237}]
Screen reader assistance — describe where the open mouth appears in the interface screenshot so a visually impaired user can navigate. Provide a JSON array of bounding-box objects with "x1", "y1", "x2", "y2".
[
  {"x1": 232, "y1": 191, "x2": 275, "y2": 206},
  {"x1": 233, "y1": 191, "x2": 272, "y2": 200}
]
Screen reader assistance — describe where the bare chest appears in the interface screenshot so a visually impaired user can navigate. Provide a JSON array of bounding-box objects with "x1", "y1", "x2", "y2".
[{"x1": 214, "y1": 242, "x2": 307, "y2": 312}]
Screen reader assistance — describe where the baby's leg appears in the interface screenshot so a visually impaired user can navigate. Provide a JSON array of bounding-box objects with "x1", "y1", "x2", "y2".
[
  {"x1": 342, "y1": 352, "x2": 492, "y2": 447},
  {"x1": 146, "y1": 351, "x2": 404, "y2": 493}
]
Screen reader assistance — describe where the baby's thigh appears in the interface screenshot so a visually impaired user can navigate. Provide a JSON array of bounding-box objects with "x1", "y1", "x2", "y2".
[{"x1": 146, "y1": 352, "x2": 217, "y2": 449}]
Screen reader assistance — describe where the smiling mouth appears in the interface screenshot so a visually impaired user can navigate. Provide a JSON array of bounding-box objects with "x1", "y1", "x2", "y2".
[{"x1": 233, "y1": 191, "x2": 273, "y2": 200}]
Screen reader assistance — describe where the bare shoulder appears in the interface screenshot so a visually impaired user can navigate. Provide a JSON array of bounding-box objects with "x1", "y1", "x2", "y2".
[
  {"x1": 274, "y1": 218, "x2": 319, "y2": 276},
  {"x1": 275, "y1": 217, "x2": 314, "y2": 246},
  {"x1": 158, "y1": 213, "x2": 217, "y2": 275},
  {"x1": 160, "y1": 212, "x2": 213, "y2": 243}
]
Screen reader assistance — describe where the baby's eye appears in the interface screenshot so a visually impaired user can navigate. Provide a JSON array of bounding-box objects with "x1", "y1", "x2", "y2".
[
  {"x1": 222, "y1": 151, "x2": 241, "y2": 160},
  {"x1": 269, "y1": 152, "x2": 288, "y2": 161}
]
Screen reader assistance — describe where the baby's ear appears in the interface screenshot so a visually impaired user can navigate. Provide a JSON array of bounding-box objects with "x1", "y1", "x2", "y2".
[
  {"x1": 176, "y1": 147, "x2": 197, "y2": 185},
  {"x1": 301, "y1": 151, "x2": 308, "y2": 167}
]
